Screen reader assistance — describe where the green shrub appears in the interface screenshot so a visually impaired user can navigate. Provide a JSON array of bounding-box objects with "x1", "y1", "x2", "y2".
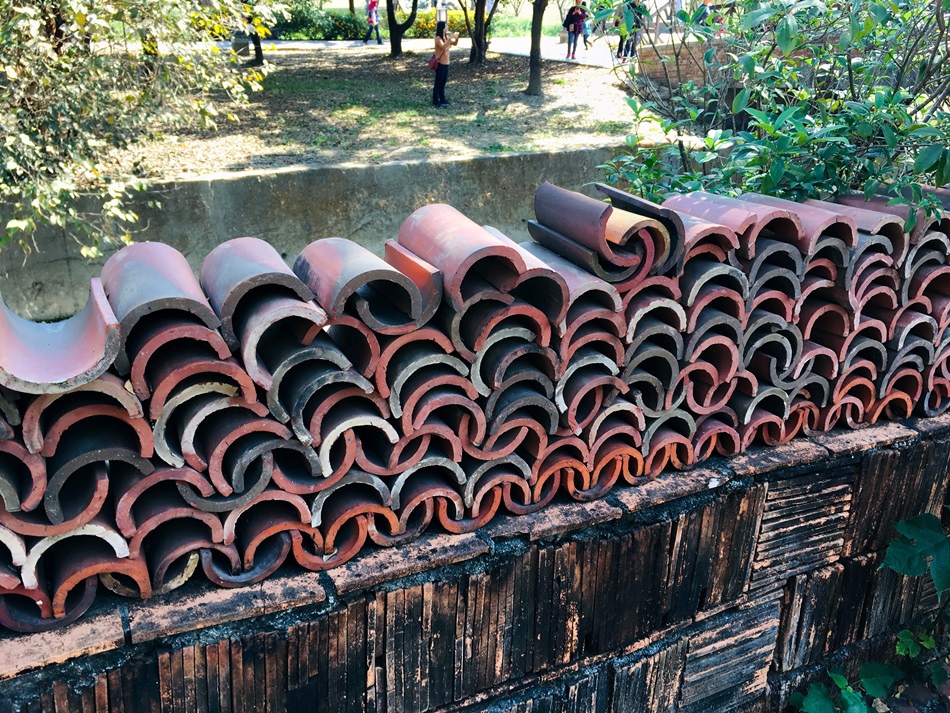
[
  {"x1": 400, "y1": 10, "x2": 469, "y2": 39},
  {"x1": 602, "y1": 0, "x2": 950, "y2": 224},
  {"x1": 274, "y1": 0, "x2": 325, "y2": 38},
  {"x1": 317, "y1": 10, "x2": 370, "y2": 40},
  {"x1": 276, "y1": 3, "x2": 372, "y2": 40},
  {"x1": 489, "y1": 14, "x2": 562, "y2": 38}
]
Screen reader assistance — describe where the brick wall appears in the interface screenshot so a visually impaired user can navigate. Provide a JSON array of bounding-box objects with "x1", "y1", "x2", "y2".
[{"x1": 0, "y1": 416, "x2": 947, "y2": 713}]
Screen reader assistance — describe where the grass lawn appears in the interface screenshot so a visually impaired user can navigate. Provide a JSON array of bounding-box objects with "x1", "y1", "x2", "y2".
[{"x1": 105, "y1": 41, "x2": 636, "y2": 178}]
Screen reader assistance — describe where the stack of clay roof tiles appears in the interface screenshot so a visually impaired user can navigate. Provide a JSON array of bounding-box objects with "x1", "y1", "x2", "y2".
[{"x1": 0, "y1": 181, "x2": 948, "y2": 634}]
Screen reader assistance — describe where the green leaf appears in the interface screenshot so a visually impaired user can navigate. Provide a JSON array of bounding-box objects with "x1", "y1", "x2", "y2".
[
  {"x1": 936, "y1": 150, "x2": 950, "y2": 188},
  {"x1": 739, "y1": 55, "x2": 756, "y2": 77},
  {"x1": 880, "y1": 124, "x2": 896, "y2": 148},
  {"x1": 840, "y1": 689, "x2": 870, "y2": 713},
  {"x1": 911, "y1": 125, "x2": 944, "y2": 138},
  {"x1": 919, "y1": 632, "x2": 936, "y2": 650},
  {"x1": 828, "y1": 670, "x2": 850, "y2": 690},
  {"x1": 915, "y1": 144, "x2": 944, "y2": 173},
  {"x1": 895, "y1": 513, "x2": 946, "y2": 549},
  {"x1": 741, "y1": 6, "x2": 777, "y2": 29},
  {"x1": 928, "y1": 538, "x2": 950, "y2": 596},
  {"x1": 838, "y1": 27, "x2": 852, "y2": 50},
  {"x1": 895, "y1": 629, "x2": 920, "y2": 658},
  {"x1": 869, "y1": 2, "x2": 889, "y2": 24},
  {"x1": 770, "y1": 160, "x2": 786, "y2": 184},
  {"x1": 859, "y1": 661, "x2": 902, "y2": 698},
  {"x1": 776, "y1": 14, "x2": 799, "y2": 54},
  {"x1": 905, "y1": 208, "x2": 918, "y2": 234},
  {"x1": 4, "y1": 218, "x2": 32, "y2": 232},
  {"x1": 801, "y1": 683, "x2": 836, "y2": 713},
  {"x1": 928, "y1": 660, "x2": 949, "y2": 688},
  {"x1": 881, "y1": 535, "x2": 927, "y2": 576},
  {"x1": 732, "y1": 88, "x2": 751, "y2": 115}
]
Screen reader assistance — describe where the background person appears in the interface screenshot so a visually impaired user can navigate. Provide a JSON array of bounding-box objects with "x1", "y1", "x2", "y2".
[
  {"x1": 432, "y1": 21, "x2": 460, "y2": 108},
  {"x1": 363, "y1": 0, "x2": 383, "y2": 45},
  {"x1": 619, "y1": 0, "x2": 645, "y2": 61},
  {"x1": 562, "y1": 0, "x2": 587, "y2": 60},
  {"x1": 582, "y1": 5, "x2": 592, "y2": 49}
]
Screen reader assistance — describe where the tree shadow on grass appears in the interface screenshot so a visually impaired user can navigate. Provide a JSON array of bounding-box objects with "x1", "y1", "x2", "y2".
[{"x1": 168, "y1": 45, "x2": 630, "y2": 171}]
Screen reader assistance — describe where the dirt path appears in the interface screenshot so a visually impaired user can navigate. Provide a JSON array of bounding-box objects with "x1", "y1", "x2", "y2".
[{"x1": 106, "y1": 40, "x2": 637, "y2": 179}]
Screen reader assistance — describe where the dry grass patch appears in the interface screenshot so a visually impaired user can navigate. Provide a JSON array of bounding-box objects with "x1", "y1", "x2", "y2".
[{"x1": 106, "y1": 40, "x2": 635, "y2": 178}]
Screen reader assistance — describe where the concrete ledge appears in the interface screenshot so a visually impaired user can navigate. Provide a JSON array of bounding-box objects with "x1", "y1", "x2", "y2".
[
  {"x1": 0, "y1": 610, "x2": 125, "y2": 680},
  {"x1": 0, "y1": 147, "x2": 620, "y2": 321}
]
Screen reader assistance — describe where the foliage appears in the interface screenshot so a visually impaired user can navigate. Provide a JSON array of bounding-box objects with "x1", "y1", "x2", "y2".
[
  {"x1": 497, "y1": 0, "x2": 529, "y2": 18},
  {"x1": 456, "y1": 0, "x2": 503, "y2": 63},
  {"x1": 488, "y1": 13, "x2": 562, "y2": 37},
  {"x1": 789, "y1": 512, "x2": 950, "y2": 712},
  {"x1": 320, "y1": 9, "x2": 371, "y2": 39},
  {"x1": 1, "y1": 0, "x2": 285, "y2": 256},
  {"x1": 600, "y1": 0, "x2": 950, "y2": 228},
  {"x1": 276, "y1": 2, "x2": 371, "y2": 40},
  {"x1": 399, "y1": 9, "x2": 470, "y2": 38},
  {"x1": 274, "y1": 0, "x2": 331, "y2": 38}
]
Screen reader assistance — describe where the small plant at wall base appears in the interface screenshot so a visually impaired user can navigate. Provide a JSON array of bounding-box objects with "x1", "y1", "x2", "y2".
[
  {"x1": 600, "y1": 0, "x2": 950, "y2": 229},
  {"x1": 790, "y1": 513, "x2": 950, "y2": 712}
]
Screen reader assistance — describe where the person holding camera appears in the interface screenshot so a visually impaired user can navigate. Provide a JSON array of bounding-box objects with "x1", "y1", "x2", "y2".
[{"x1": 432, "y1": 21, "x2": 460, "y2": 108}]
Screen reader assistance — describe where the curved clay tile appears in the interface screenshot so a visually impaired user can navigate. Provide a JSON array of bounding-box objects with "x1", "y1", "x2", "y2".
[
  {"x1": 596, "y1": 182, "x2": 686, "y2": 274},
  {"x1": 533, "y1": 182, "x2": 665, "y2": 279},
  {"x1": 294, "y1": 238, "x2": 439, "y2": 335},
  {"x1": 0, "y1": 279, "x2": 120, "y2": 394},
  {"x1": 664, "y1": 192, "x2": 802, "y2": 260},
  {"x1": 0, "y1": 577, "x2": 98, "y2": 633},
  {"x1": 146, "y1": 343, "x2": 259, "y2": 421},
  {"x1": 740, "y1": 193, "x2": 857, "y2": 253},
  {"x1": 0, "y1": 439, "x2": 46, "y2": 513},
  {"x1": 398, "y1": 204, "x2": 528, "y2": 311},
  {"x1": 200, "y1": 533, "x2": 291, "y2": 588},
  {"x1": 101, "y1": 242, "x2": 219, "y2": 373},
  {"x1": 127, "y1": 314, "x2": 232, "y2": 400},
  {"x1": 199, "y1": 236, "x2": 315, "y2": 348},
  {"x1": 21, "y1": 373, "x2": 143, "y2": 455}
]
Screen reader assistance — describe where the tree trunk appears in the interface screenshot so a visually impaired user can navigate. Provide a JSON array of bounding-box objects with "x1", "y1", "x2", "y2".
[
  {"x1": 349, "y1": 0, "x2": 356, "y2": 14},
  {"x1": 250, "y1": 31, "x2": 264, "y2": 65},
  {"x1": 468, "y1": 0, "x2": 488, "y2": 63},
  {"x1": 44, "y1": 4, "x2": 67, "y2": 52},
  {"x1": 525, "y1": 0, "x2": 547, "y2": 95},
  {"x1": 387, "y1": 0, "x2": 419, "y2": 57},
  {"x1": 467, "y1": 0, "x2": 501, "y2": 64}
]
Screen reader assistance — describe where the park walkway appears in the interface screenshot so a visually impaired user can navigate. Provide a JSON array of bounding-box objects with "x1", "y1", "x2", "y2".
[{"x1": 250, "y1": 35, "x2": 634, "y2": 69}]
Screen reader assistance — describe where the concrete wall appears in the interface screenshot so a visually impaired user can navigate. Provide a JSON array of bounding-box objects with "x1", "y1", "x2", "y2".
[{"x1": 0, "y1": 146, "x2": 620, "y2": 321}]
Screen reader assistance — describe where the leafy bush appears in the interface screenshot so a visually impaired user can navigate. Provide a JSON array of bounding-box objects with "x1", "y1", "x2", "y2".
[
  {"x1": 317, "y1": 10, "x2": 372, "y2": 40},
  {"x1": 400, "y1": 10, "x2": 469, "y2": 39},
  {"x1": 1, "y1": 0, "x2": 284, "y2": 254},
  {"x1": 601, "y1": 0, "x2": 950, "y2": 227},
  {"x1": 489, "y1": 14, "x2": 562, "y2": 38},
  {"x1": 273, "y1": 0, "x2": 327, "y2": 38},
  {"x1": 276, "y1": 4, "x2": 372, "y2": 40}
]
